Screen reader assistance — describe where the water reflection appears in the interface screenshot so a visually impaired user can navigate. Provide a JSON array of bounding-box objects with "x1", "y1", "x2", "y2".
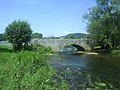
[
  {"x1": 60, "y1": 46, "x2": 77, "y2": 53},
  {"x1": 48, "y1": 53, "x2": 120, "y2": 89}
]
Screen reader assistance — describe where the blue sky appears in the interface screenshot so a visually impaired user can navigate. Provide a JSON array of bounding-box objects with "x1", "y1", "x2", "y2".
[{"x1": 0, "y1": 0, "x2": 96, "y2": 37}]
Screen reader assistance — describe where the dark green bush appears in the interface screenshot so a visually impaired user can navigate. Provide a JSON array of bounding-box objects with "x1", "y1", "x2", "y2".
[
  {"x1": 21, "y1": 44, "x2": 52, "y2": 54},
  {"x1": 111, "y1": 50, "x2": 120, "y2": 56},
  {"x1": 32, "y1": 44, "x2": 52, "y2": 54},
  {"x1": 36, "y1": 46, "x2": 51, "y2": 54}
]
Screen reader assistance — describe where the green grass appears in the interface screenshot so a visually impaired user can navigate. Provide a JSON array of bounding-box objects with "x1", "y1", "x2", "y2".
[
  {"x1": 32, "y1": 45, "x2": 52, "y2": 54},
  {"x1": 0, "y1": 45, "x2": 13, "y2": 53},
  {"x1": 0, "y1": 45, "x2": 68, "y2": 90},
  {"x1": 111, "y1": 49, "x2": 120, "y2": 56}
]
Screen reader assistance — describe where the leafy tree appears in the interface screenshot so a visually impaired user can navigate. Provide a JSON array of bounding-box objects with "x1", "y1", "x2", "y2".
[
  {"x1": 32, "y1": 33, "x2": 43, "y2": 39},
  {"x1": 5, "y1": 20, "x2": 32, "y2": 51},
  {"x1": 0, "y1": 34, "x2": 6, "y2": 41},
  {"x1": 84, "y1": 0, "x2": 120, "y2": 49}
]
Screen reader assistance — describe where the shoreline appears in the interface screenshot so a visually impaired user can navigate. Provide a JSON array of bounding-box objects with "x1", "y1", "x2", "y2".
[{"x1": 73, "y1": 51, "x2": 99, "y2": 55}]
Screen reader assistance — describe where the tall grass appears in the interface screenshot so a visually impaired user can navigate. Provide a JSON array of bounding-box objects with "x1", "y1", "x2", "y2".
[
  {"x1": 0, "y1": 45, "x2": 68, "y2": 90},
  {"x1": 111, "y1": 50, "x2": 120, "y2": 56},
  {"x1": 0, "y1": 45, "x2": 13, "y2": 53}
]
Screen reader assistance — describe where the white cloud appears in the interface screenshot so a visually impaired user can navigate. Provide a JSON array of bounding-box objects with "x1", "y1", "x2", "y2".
[
  {"x1": 64, "y1": 31, "x2": 72, "y2": 35},
  {"x1": 2, "y1": 23, "x2": 6, "y2": 26},
  {"x1": 24, "y1": 17, "x2": 28, "y2": 20}
]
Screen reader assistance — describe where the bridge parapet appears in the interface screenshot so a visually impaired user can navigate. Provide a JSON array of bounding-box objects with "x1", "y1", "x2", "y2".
[{"x1": 31, "y1": 39, "x2": 91, "y2": 51}]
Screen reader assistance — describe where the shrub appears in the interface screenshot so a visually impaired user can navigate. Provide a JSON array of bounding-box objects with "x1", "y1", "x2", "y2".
[
  {"x1": 32, "y1": 33, "x2": 43, "y2": 39},
  {"x1": 0, "y1": 51, "x2": 68, "y2": 90},
  {"x1": 5, "y1": 20, "x2": 32, "y2": 51},
  {"x1": 0, "y1": 45, "x2": 13, "y2": 53},
  {"x1": 36, "y1": 46, "x2": 51, "y2": 54},
  {"x1": 32, "y1": 44, "x2": 52, "y2": 54},
  {"x1": 111, "y1": 50, "x2": 120, "y2": 56}
]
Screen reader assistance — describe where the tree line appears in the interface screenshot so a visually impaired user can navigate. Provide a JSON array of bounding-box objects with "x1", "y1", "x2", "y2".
[{"x1": 84, "y1": 0, "x2": 120, "y2": 49}]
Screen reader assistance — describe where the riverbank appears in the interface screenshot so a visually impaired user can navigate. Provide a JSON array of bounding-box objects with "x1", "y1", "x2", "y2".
[
  {"x1": 74, "y1": 51, "x2": 99, "y2": 55},
  {"x1": 0, "y1": 45, "x2": 68, "y2": 90},
  {"x1": 111, "y1": 49, "x2": 120, "y2": 56}
]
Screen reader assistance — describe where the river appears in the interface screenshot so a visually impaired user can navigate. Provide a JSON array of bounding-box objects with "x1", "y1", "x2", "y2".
[{"x1": 48, "y1": 52, "x2": 120, "y2": 90}]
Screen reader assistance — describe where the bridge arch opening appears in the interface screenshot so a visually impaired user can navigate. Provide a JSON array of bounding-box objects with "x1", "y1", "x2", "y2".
[
  {"x1": 60, "y1": 44, "x2": 85, "y2": 52},
  {"x1": 71, "y1": 44, "x2": 85, "y2": 51},
  {"x1": 60, "y1": 45, "x2": 77, "y2": 52}
]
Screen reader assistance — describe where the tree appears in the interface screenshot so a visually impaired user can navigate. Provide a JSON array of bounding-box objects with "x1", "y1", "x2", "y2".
[
  {"x1": 84, "y1": 0, "x2": 120, "y2": 48},
  {"x1": 0, "y1": 34, "x2": 6, "y2": 41},
  {"x1": 5, "y1": 20, "x2": 32, "y2": 51},
  {"x1": 32, "y1": 33, "x2": 43, "y2": 39},
  {"x1": 64, "y1": 33, "x2": 86, "y2": 39}
]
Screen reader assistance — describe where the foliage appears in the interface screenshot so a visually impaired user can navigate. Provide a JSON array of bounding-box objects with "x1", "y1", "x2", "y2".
[
  {"x1": 32, "y1": 33, "x2": 43, "y2": 39},
  {"x1": 63, "y1": 33, "x2": 86, "y2": 39},
  {"x1": 0, "y1": 46, "x2": 68, "y2": 90},
  {"x1": 94, "y1": 82, "x2": 107, "y2": 89},
  {"x1": 5, "y1": 20, "x2": 32, "y2": 51},
  {"x1": 32, "y1": 44, "x2": 52, "y2": 54},
  {"x1": 0, "y1": 34, "x2": 6, "y2": 41},
  {"x1": 0, "y1": 45, "x2": 13, "y2": 53},
  {"x1": 47, "y1": 36, "x2": 60, "y2": 39},
  {"x1": 18, "y1": 43, "x2": 51, "y2": 53},
  {"x1": 111, "y1": 50, "x2": 120, "y2": 56},
  {"x1": 84, "y1": 0, "x2": 120, "y2": 49}
]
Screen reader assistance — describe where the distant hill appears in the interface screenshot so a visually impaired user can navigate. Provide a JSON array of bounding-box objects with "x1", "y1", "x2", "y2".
[{"x1": 61, "y1": 33, "x2": 86, "y2": 39}]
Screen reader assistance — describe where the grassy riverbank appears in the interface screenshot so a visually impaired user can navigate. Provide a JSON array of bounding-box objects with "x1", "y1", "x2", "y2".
[
  {"x1": 111, "y1": 49, "x2": 120, "y2": 56},
  {"x1": 0, "y1": 45, "x2": 68, "y2": 90}
]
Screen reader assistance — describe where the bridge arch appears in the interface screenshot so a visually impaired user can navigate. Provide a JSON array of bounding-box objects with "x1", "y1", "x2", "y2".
[
  {"x1": 71, "y1": 44, "x2": 85, "y2": 51},
  {"x1": 61, "y1": 45, "x2": 77, "y2": 52},
  {"x1": 60, "y1": 44, "x2": 85, "y2": 52}
]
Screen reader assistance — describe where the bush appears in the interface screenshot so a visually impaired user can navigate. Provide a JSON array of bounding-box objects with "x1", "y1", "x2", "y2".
[
  {"x1": 0, "y1": 45, "x2": 13, "y2": 53},
  {"x1": 32, "y1": 44, "x2": 52, "y2": 54},
  {"x1": 111, "y1": 50, "x2": 120, "y2": 56},
  {"x1": 0, "y1": 51, "x2": 68, "y2": 90},
  {"x1": 32, "y1": 33, "x2": 43, "y2": 39},
  {"x1": 36, "y1": 46, "x2": 51, "y2": 54}
]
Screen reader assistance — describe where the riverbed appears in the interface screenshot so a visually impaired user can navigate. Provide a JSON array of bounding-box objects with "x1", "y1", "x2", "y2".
[{"x1": 48, "y1": 52, "x2": 120, "y2": 90}]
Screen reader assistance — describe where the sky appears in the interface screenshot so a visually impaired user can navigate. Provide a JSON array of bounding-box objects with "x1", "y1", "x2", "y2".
[{"x1": 0, "y1": 0, "x2": 96, "y2": 37}]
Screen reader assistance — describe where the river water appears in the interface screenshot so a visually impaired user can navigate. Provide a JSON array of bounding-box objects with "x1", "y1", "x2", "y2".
[{"x1": 48, "y1": 52, "x2": 120, "y2": 90}]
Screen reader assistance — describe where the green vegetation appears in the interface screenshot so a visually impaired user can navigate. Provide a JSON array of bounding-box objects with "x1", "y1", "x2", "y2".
[
  {"x1": 0, "y1": 45, "x2": 68, "y2": 90},
  {"x1": 0, "y1": 45, "x2": 13, "y2": 53},
  {"x1": 32, "y1": 44, "x2": 52, "y2": 54},
  {"x1": 0, "y1": 19, "x2": 68, "y2": 90},
  {"x1": 32, "y1": 33, "x2": 43, "y2": 39},
  {"x1": 0, "y1": 34, "x2": 6, "y2": 41},
  {"x1": 62, "y1": 33, "x2": 86, "y2": 39},
  {"x1": 84, "y1": 0, "x2": 120, "y2": 49},
  {"x1": 5, "y1": 20, "x2": 32, "y2": 51},
  {"x1": 111, "y1": 50, "x2": 120, "y2": 56}
]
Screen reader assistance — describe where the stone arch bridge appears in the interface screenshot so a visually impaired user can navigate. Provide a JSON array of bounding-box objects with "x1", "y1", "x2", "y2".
[{"x1": 31, "y1": 39, "x2": 90, "y2": 51}]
